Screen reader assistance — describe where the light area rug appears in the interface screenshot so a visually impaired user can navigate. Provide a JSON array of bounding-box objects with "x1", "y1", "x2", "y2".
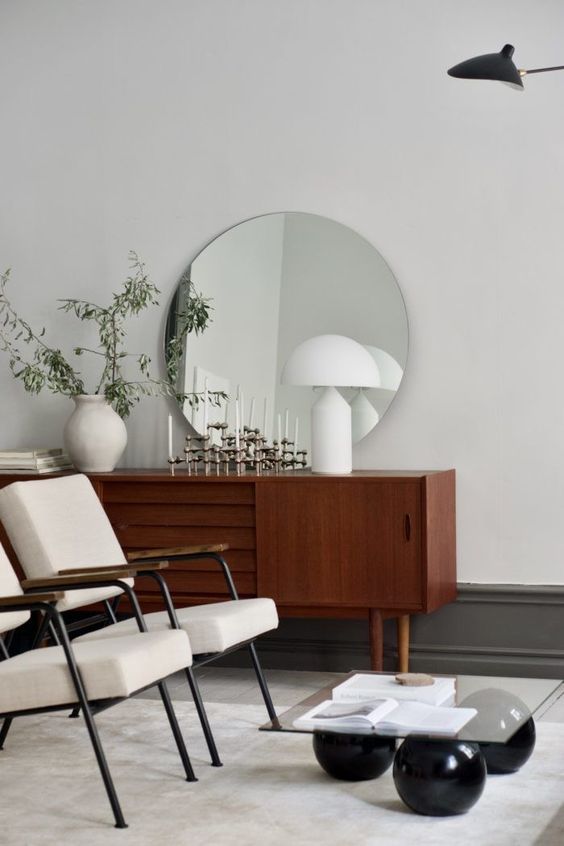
[{"x1": 0, "y1": 698, "x2": 562, "y2": 846}]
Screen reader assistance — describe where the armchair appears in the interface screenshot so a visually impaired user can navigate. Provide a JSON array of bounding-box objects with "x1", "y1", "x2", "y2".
[
  {"x1": 0, "y1": 544, "x2": 196, "y2": 829},
  {"x1": 0, "y1": 473, "x2": 280, "y2": 766}
]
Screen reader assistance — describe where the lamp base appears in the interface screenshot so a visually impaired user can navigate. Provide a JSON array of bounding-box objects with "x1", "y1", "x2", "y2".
[{"x1": 311, "y1": 386, "x2": 352, "y2": 474}]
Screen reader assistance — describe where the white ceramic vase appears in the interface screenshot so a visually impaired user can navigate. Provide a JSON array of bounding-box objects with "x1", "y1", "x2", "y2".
[{"x1": 64, "y1": 394, "x2": 127, "y2": 472}]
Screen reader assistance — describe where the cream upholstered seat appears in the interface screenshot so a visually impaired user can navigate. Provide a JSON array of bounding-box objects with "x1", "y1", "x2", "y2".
[
  {"x1": 0, "y1": 543, "x2": 197, "y2": 828},
  {"x1": 0, "y1": 629, "x2": 191, "y2": 714},
  {"x1": 75, "y1": 597, "x2": 278, "y2": 654}
]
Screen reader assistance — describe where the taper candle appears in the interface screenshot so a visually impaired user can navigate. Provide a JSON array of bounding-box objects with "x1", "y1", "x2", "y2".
[
  {"x1": 249, "y1": 397, "x2": 255, "y2": 429},
  {"x1": 293, "y1": 417, "x2": 299, "y2": 455},
  {"x1": 284, "y1": 408, "x2": 289, "y2": 440},
  {"x1": 203, "y1": 378, "x2": 209, "y2": 435},
  {"x1": 235, "y1": 399, "x2": 240, "y2": 449},
  {"x1": 167, "y1": 414, "x2": 173, "y2": 458}
]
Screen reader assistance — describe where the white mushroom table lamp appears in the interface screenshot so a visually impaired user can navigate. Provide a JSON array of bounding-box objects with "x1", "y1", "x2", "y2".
[{"x1": 281, "y1": 334, "x2": 380, "y2": 474}]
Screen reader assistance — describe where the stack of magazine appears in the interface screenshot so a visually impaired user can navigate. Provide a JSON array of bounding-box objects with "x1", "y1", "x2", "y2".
[
  {"x1": 293, "y1": 673, "x2": 477, "y2": 736},
  {"x1": 0, "y1": 448, "x2": 73, "y2": 474}
]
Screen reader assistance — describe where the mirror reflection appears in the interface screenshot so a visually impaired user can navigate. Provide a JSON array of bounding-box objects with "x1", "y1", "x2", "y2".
[{"x1": 164, "y1": 212, "x2": 408, "y2": 457}]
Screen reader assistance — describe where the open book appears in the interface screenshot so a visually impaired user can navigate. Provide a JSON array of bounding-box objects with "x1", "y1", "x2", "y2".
[{"x1": 293, "y1": 698, "x2": 477, "y2": 736}]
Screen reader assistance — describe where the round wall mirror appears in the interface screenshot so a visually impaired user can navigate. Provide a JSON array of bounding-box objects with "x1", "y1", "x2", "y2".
[{"x1": 164, "y1": 212, "x2": 408, "y2": 457}]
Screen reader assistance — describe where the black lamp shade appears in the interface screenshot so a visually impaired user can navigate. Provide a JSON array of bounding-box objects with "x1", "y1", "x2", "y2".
[{"x1": 448, "y1": 44, "x2": 523, "y2": 88}]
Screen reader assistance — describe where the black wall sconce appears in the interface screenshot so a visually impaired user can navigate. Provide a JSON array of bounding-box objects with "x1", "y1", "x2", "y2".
[{"x1": 448, "y1": 44, "x2": 564, "y2": 90}]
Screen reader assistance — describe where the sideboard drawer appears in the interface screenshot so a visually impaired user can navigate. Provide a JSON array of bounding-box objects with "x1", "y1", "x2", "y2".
[{"x1": 100, "y1": 481, "x2": 254, "y2": 505}]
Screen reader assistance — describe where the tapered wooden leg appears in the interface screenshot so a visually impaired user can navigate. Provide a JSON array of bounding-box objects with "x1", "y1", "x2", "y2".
[
  {"x1": 369, "y1": 609, "x2": 383, "y2": 671},
  {"x1": 397, "y1": 614, "x2": 410, "y2": 672}
]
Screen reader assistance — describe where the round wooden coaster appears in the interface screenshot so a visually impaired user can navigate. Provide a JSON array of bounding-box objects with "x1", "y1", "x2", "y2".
[{"x1": 395, "y1": 672, "x2": 435, "y2": 687}]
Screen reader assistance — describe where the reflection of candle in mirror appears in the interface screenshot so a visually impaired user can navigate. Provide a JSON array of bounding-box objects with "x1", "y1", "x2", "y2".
[
  {"x1": 168, "y1": 414, "x2": 173, "y2": 459},
  {"x1": 249, "y1": 397, "x2": 255, "y2": 429},
  {"x1": 224, "y1": 398, "x2": 229, "y2": 424},
  {"x1": 294, "y1": 417, "x2": 299, "y2": 455},
  {"x1": 284, "y1": 409, "x2": 289, "y2": 440},
  {"x1": 235, "y1": 399, "x2": 240, "y2": 449},
  {"x1": 263, "y1": 397, "x2": 267, "y2": 437},
  {"x1": 203, "y1": 378, "x2": 209, "y2": 435},
  {"x1": 277, "y1": 413, "x2": 282, "y2": 445}
]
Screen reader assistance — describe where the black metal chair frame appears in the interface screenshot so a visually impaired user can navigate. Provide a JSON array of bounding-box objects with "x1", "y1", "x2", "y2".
[
  {"x1": 127, "y1": 550, "x2": 278, "y2": 725},
  {"x1": 0, "y1": 583, "x2": 197, "y2": 829},
  {"x1": 33, "y1": 549, "x2": 279, "y2": 765}
]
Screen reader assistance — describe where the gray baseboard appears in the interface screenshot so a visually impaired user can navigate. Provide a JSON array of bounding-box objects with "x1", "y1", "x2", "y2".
[{"x1": 224, "y1": 584, "x2": 564, "y2": 678}]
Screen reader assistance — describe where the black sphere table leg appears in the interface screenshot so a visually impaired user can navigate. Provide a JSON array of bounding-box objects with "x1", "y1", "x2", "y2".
[
  {"x1": 313, "y1": 730, "x2": 396, "y2": 781},
  {"x1": 480, "y1": 717, "x2": 536, "y2": 774},
  {"x1": 393, "y1": 737, "x2": 487, "y2": 816}
]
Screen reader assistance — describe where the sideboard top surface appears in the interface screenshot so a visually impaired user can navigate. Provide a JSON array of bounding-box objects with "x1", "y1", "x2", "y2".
[{"x1": 88, "y1": 469, "x2": 454, "y2": 483}]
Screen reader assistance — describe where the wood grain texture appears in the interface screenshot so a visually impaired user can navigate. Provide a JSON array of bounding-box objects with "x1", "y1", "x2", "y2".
[
  {"x1": 126, "y1": 543, "x2": 229, "y2": 560},
  {"x1": 0, "y1": 592, "x2": 64, "y2": 606},
  {"x1": 256, "y1": 478, "x2": 422, "y2": 608}
]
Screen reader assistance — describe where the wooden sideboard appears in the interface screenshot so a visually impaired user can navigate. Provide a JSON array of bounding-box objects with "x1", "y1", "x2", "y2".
[{"x1": 0, "y1": 469, "x2": 456, "y2": 670}]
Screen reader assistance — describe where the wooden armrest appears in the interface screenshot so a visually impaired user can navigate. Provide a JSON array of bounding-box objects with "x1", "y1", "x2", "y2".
[
  {"x1": 22, "y1": 571, "x2": 137, "y2": 590},
  {"x1": 127, "y1": 544, "x2": 229, "y2": 561},
  {"x1": 58, "y1": 561, "x2": 169, "y2": 576},
  {"x1": 0, "y1": 592, "x2": 64, "y2": 607}
]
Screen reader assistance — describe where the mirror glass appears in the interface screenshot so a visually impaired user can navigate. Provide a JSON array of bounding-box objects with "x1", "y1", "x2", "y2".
[{"x1": 164, "y1": 212, "x2": 408, "y2": 456}]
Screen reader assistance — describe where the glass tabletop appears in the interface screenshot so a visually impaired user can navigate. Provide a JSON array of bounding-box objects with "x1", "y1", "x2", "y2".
[{"x1": 260, "y1": 671, "x2": 564, "y2": 743}]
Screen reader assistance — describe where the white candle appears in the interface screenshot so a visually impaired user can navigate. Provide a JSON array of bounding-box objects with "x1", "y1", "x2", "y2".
[
  {"x1": 263, "y1": 397, "x2": 268, "y2": 437},
  {"x1": 167, "y1": 414, "x2": 173, "y2": 459},
  {"x1": 284, "y1": 408, "x2": 289, "y2": 440},
  {"x1": 277, "y1": 413, "x2": 282, "y2": 445},
  {"x1": 224, "y1": 397, "x2": 229, "y2": 424},
  {"x1": 235, "y1": 399, "x2": 240, "y2": 449},
  {"x1": 249, "y1": 397, "x2": 255, "y2": 429},
  {"x1": 293, "y1": 417, "x2": 299, "y2": 455},
  {"x1": 240, "y1": 391, "x2": 245, "y2": 434},
  {"x1": 203, "y1": 378, "x2": 209, "y2": 435}
]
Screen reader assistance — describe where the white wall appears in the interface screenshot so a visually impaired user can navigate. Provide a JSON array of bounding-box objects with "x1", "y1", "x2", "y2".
[{"x1": 1, "y1": 0, "x2": 564, "y2": 585}]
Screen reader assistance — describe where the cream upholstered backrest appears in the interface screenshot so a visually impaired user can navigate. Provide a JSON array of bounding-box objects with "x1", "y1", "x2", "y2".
[
  {"x1": 0, "y1": 474, "x2": 127, "y2": 579},
  {"x1": 0, "y1": 542, "x2": 30, "y2": 634}
]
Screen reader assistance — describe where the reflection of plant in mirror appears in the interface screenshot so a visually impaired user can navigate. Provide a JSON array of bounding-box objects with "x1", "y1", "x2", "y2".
[
  {"x1": 0, "y1": 253, "x2": 225, "y2": 418},
  {"x1": 165, "y1": 271, "x2": 214, "y2": 391}
]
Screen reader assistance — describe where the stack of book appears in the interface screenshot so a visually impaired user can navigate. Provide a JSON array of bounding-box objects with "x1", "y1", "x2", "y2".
[
  {"x1": 293, "y1": 673, "x2": 474, "y2": 735},
  {"x1": 0, "y1": 448, "x2": 74, "y2": 474}
]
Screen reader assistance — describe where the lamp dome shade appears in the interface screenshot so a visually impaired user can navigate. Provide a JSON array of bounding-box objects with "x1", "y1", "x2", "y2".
[
  {"x1": 364, "y1": 346, "x2": 403, "y2": 391},
  {"x1": 448, "y1": 44, "x2": 523, "y2": 88},
  {"x1": 281, "y1": 334, "x2": 380, "y2": 388}
]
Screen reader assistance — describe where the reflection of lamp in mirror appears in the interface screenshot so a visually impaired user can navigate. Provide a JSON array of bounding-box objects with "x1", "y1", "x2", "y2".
[
  {"x1": 281, "y1": 334, "x2": 380, "y2": 474},
  {"x1": 350, "y1": 347, "x2": 404, "y2": 444}
]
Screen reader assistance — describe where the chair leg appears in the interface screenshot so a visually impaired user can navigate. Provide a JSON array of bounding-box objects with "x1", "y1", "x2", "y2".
[
  {"x1": 185, "y1": 668, "x2": 223, "y2": 767},
  {"x1": 31, "y1": 612, "x2": 51, "y2": 650},
  {"x1": 79, "y1": 703, "x2": 128, "y2": 828},
  {"x1": 157, "y1": 681, "x2": 197, "y2": 782},
  {"x1": 104, "y1": 600, "x2": 118, "y2": 625},
  {"x1": 53, "y1": 612, "x2": 127, "y2": 828},
  {"x1": 248, "y1": 642, "x2": 277, "y2": 722},
  {"x1": 48, "y1": 621, "x2": 60, "y2": 646},
  {"x1": 0, "y1": 718, "x2": 13, "y2": 749}
]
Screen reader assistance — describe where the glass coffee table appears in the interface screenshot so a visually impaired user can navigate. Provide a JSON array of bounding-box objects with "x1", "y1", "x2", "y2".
[{"x1": 260, "y1": 672, "x2": 563, "y2": 816}]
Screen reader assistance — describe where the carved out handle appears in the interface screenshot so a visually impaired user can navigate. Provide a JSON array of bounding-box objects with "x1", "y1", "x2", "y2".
[{"x1": 404, "y1": 513, "x2": 411, "y2": 541}]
